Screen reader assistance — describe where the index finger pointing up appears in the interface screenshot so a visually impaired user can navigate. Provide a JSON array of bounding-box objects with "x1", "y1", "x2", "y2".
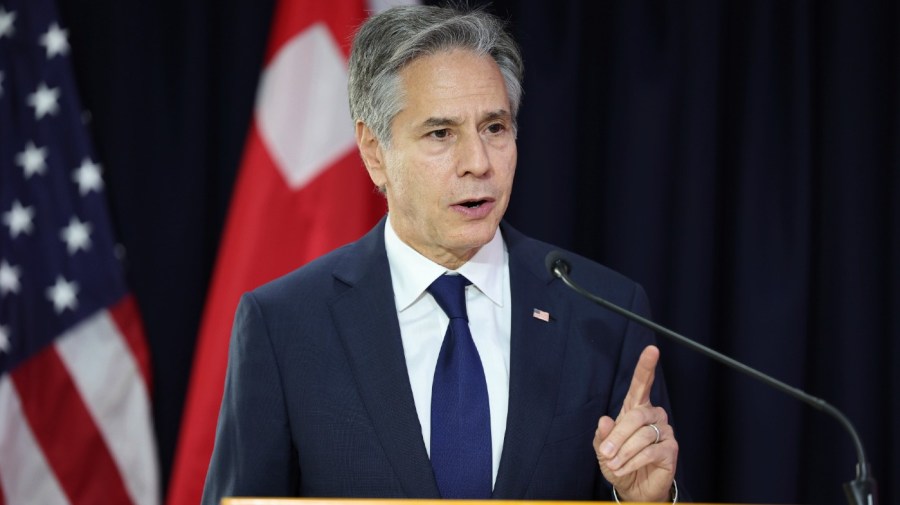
[{"x1": 622, "y1": 345, "x2": 660, "y2": 412}]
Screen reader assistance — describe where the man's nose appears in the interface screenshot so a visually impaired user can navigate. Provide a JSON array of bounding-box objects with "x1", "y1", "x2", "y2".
[{"x1": 457, "y1": 132, "x2": 492, "y2": 177}]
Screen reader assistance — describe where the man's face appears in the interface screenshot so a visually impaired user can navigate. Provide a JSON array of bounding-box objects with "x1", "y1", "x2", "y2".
[{"x1": 358, "y1": 49, "x2": 518, "y2": 269}]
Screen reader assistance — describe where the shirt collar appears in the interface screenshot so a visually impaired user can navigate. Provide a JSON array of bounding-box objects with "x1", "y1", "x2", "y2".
[{"x1": 384, "y1": 216, "x2": 507, "y2": 312}]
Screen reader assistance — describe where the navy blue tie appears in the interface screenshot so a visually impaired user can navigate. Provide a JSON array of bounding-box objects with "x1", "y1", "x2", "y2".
[{"x1": 428, "y1": 274, "x2": 492, "y2": 498}]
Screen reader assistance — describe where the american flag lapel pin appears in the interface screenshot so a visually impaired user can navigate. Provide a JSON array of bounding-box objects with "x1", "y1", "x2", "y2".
[{"x1": 532, "y1": 308, "x2": 551, "y2": 322}]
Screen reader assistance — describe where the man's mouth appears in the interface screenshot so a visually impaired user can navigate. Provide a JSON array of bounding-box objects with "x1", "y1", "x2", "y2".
[{"x1": 451, "y1": 197, "x2": 495, "y2": 217}]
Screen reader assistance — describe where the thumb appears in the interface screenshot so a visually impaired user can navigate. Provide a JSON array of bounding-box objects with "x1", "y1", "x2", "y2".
[{"x1": 595, "y1": 415, "x2": 615, "y2": 450}]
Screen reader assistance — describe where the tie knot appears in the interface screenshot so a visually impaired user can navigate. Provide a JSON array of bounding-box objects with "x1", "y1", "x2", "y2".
[{"x1": 427, "y1": 274, "x2": 471, "y2": 321}]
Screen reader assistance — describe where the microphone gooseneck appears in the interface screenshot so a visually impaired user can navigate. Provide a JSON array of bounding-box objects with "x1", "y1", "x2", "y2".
[{"x1": 544, "y1": 251, "x2": 877, "y2": 505}]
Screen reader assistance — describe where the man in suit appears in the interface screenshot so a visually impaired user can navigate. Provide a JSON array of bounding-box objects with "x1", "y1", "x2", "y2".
[{"x1": 202, "y1": 5, "x2": 680, "y2": 504}]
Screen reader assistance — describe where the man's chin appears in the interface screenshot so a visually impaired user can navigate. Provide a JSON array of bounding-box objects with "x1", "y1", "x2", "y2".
[{"x1": 453, "y1": 220, "x2": 500, "y2": 249}]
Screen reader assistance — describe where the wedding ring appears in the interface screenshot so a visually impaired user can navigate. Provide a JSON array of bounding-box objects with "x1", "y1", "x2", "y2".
[{"x1": 648, "y1": 423, "x2": 661, "y2": 444}]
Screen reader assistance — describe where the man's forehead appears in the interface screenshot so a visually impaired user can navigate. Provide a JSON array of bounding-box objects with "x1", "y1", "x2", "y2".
[
  {"x1": 389, "y1": 49, "x2": 512, "y2": 129},
  {"x1": 400, "y1": 49, "x2": 504, "y2": 89}
]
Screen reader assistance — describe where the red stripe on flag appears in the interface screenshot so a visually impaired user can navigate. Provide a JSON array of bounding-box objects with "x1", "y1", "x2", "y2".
[
  {"x1": 11, "y1": 344, "x2": 134, "y2": 505},
  {"x1": 264, "y1": 0, "x2": 366, "y2": 62},
  {"x1": 109, "y1": 295, "x2": 154, "y2": 392}
]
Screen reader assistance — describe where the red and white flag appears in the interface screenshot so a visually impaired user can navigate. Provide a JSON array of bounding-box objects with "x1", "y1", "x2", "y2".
[
  {"x1": 165, "y1": 1, "x2": 415, "y2": 504},
  {"x1": 0, "y1": 0, "x2": 159, "y2": 504}
]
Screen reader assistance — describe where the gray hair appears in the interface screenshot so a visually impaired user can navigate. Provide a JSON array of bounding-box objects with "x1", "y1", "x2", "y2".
[{"x1": 348, "y1": 5, "x2": 524, "y2": 146}]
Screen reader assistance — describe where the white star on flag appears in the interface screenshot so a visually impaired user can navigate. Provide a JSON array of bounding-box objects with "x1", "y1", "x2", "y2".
[
  {"x1": 0, "y1": 260, "x2": 21, "y2": 295},
  {"x1": 73, "y1": 158, "x2": 104, "y2": 194},
  {"x1": 27, "y1": 82, "x2": 60, "y2": 119},
  {"x1": 16, "y1": 141, "x2": 49, "y2": 178},
  {"x1": 60, "y1": 216, "x2": 93, "y2": 254},
  {"x1": 0, "y1": 7, "x2": 15, "y2": 39},
  {"x1": 39, "y1": 22, "x2": 69, "y2": 58},
  {"x1": 0, "y1": 324, "x2": 10, "y2": 353},
  {"x1": 46, "y1": 275, "x2": 79, "y2": 313},
  {"x1": 2, "y1": 200, "x2": 36, "y2": 238}
]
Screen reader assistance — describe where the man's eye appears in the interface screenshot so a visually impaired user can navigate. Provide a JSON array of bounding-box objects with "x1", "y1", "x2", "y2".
[
  {"x1": 430, "y1": 129, "x2": 450, "y2": 139},
  {"x1": 486, "y1": 123, "x2": 506, "y2": 134}
]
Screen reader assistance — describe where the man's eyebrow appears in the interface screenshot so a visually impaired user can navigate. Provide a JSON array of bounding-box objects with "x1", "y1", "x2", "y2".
[
  {"x1": 419, "y1": 110, "x2": 512, "y2": 129},
  {"x1": 483, "y1": 109, "x2": 512, "y2": 122},
  {"x1": 421, "y1": 116, "x2": 462, "y2": 129}
]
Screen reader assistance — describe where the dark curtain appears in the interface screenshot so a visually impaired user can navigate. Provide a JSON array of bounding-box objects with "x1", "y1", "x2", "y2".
[{"x1": 60, "y1": 1, "x2": 897, "y2": 504}]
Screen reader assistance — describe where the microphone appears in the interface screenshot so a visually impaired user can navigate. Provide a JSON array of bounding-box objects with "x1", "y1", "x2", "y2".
[{"x1": 545, "y1": 251, "x2": 878, "y2": 505}]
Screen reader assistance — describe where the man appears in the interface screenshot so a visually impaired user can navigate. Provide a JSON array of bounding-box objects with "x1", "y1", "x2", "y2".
[{"x1": 202, "y1": 5, "x2": 680, "y2": 504}]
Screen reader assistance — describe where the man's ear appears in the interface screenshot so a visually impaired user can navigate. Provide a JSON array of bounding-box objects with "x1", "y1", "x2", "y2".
[{"x1": 356, "y1": 121, "x2": 387, "y2": 189}]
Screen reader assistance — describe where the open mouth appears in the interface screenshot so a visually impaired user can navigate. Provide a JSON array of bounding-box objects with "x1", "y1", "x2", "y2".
[{"x1": 452, "y1": 197, "x2": 495, "y2": 216}]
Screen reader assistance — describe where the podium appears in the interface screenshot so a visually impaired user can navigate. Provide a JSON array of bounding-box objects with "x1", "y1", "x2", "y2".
[{"x1": 223, "y1": 500, "x2": 747, "y2": 505}]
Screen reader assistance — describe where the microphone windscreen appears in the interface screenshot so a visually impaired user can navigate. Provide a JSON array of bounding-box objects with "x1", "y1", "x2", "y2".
[{"x1": 544, "y1": 251, "x2": 570, "y2": 277}]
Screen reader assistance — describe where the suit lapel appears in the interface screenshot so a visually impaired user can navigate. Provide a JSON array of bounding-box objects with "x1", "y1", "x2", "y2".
[
  {"x1": 329, "y1": 219, "x2": 440, "y2": 498},
  {"x1": 492, "y1": 224, "x2": 572, "y2": 498}
]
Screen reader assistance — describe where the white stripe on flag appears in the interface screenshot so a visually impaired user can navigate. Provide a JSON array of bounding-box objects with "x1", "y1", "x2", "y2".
[
  {"x1": 0, "y1": 376, "x2": 71, "y2": 505},
  {"x1": 55, "y1": 310, "x2": 159, "y2": 505}
]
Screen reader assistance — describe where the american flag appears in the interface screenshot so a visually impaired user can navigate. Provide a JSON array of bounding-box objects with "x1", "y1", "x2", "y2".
[
  {"x1": 532, "y1": 308, "x2": 551, "y2": 322},
  {"x1": 0, "y1": 0, "x2": 159, "y2": 504}
]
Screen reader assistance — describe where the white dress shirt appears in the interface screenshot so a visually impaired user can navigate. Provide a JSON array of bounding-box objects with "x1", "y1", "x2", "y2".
[{"x1": 384, "y1": 218, "x2": 511, "y2": 487}]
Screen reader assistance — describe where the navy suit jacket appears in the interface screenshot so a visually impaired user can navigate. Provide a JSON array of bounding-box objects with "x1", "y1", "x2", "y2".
[{"x1": 202, "y1": 218, "x2": 674, "y2": 503}]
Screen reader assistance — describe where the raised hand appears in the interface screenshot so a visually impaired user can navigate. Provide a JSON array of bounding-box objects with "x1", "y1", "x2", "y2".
[{"x1": 594, "y1": 345, "x2": 678, "y2": 502}]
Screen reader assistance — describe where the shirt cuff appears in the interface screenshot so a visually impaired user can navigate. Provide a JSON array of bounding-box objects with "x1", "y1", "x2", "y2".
[{"x1": 612, "y1": 479, "x2": 678, "y2": 504}]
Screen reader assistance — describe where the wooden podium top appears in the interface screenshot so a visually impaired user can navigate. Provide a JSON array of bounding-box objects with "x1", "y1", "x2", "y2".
[
  {"x1": 222, "y1": 500, "x2": 753, "y2": 505},
  {"x1": 224, "y1": 500, "x2": 600, "y2": 505},
  {"x1": 224, "y1": 501, "x2": 617, "y2": 505}
]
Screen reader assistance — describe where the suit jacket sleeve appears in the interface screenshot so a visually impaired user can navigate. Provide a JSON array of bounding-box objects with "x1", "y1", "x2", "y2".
[{"x1": 201, "y1": 292, "x2": 299, "y2": 505}]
